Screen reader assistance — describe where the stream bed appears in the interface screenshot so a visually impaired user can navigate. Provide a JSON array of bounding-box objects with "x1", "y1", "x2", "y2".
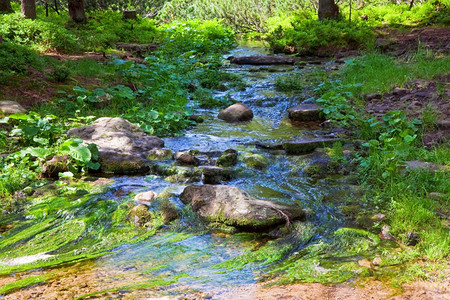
[{"x1": 0, "y1": 46, "x2": 382, "y2": 299}]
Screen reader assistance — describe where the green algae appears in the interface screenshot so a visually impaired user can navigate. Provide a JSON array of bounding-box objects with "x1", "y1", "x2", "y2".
[
  {"x1": 0, "y1": 273, "x2": 56, "y2": 295},
  {"x1": 73, "y1": 274, "x2": 189, "y2": 300}
]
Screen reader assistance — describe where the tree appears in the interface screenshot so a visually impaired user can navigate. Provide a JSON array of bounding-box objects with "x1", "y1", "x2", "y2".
[
  {"x1": 68, "y1": 0, "x2": 86, "y2": 23},
  {"x1": 21, "y1": 0, "x2": 36, "y2": 19},
  {"x1": 318, "y1": 0, "x2": 339, "y2": 21},
  {"x1": 0, "y1": 0, "x2": 13, "y2": 13}
]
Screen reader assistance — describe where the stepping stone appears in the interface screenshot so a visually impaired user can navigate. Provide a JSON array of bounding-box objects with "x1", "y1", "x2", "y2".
[
  {"x1": 283, "y1": 138, "x2": 338, "y2": 155},
  {"x1": 229, "y1": 56, "x2": 300, "y2": 65},
  {"x1": 288, "y1": 104, "x2": 324, "y2": 122}
]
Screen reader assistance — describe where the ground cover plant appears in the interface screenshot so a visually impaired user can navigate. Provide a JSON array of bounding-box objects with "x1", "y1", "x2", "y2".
[{"x1": 0, "y1": 0, "x2": 449, "y2": 297}]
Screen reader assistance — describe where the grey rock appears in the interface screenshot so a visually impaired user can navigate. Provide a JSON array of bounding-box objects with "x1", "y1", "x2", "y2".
[
  {"x1": 179, "y1": 185, "x2": 305, "y2": 228},
  {"x1": 0, "y1": 101, "x2": 27, "y2": 115},
  {"x1": 174, "y1": 152, "x2": 200, "y2": 166},
  {"x1": 67, "y1": 117, "x2": 164, "y2": 174},
  {"x1": 201, "y1": 166, "x2": 233, "y2": 184}
]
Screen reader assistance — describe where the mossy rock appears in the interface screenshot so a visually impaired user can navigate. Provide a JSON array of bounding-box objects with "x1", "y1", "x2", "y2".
[
  {"x1": 216, "y1": 149, "x2": 238, "y2": 167},
  {"x1": 240, "y1": 152, "x2": 269, "y2": 170},
  {"x1": 147, "y1": 149, "x2": 174, "y2": 161},
  {"x1": 128, "y1": 205, "x2": 152, "y2": 227}
]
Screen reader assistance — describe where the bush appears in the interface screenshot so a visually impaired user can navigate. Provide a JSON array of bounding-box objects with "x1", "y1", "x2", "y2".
[
  {"x1": 0, "y1": 41, "x2": 44, "y2": 83},
  {"x1": 267, "y1": 16, "x2": 375, "y2": 55}
]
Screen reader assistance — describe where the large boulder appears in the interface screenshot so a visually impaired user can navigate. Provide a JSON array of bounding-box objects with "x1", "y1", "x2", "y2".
[
  {"x1": 0, "y1": 101, "x2": 27, "y2": 115},
  {"x1": 179, "y1": 185, "x2": 305, "y2": 229},
  {"x1": 67, "y1": 117, "x2": 164, "y2": 174},
  {"x1": 218, "y1": 103, "x2": 253, "y2": 123}
]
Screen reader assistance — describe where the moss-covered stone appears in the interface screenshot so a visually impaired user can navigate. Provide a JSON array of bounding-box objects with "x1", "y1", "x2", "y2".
[
  {"x1": 240, "y1": 152, "x2": 269, "y2": 169},
  {"x1": 128, "y1": 205, "x2": 152, "y2": 227},
  {"x1": 216, "y1": 149, "x2": 238, "y2": 167}
]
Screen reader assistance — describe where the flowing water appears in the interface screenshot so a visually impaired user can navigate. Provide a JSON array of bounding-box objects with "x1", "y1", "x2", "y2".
[{"x1": 0, "y1": 46, "x2": 367, "y2": 299}]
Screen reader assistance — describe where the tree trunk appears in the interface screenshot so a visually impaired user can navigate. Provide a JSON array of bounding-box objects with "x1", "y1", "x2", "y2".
[
  {"x1": 0, "y1": 0, "x2": 13, "y2": 13},
  {"x1": 318, "y1": 0, "x2": 339, "y2": 21},
  {"x1": 21, "y1": 0, "x2": 36, "y2": 19},
  {"x1": 68, "y1": 0, "x2": 86, "y2": 23}
]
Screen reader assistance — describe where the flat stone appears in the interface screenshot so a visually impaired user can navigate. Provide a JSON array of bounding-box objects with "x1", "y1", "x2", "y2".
[
  {"x1": 283, "y1": 138, "x2": 339, "y2": 155},
  {"x1": 229, "y1": 56, "x2": 300, "y2": 65},
  {"x1": 405, "y1": 160, "x2": 449, "y2": 172},
  {"x1": 0, "y1": 101, "x2": 27, "y2": 115},
  {"x1": 288, "y1": 104, "x2": 324, "y2": 122},
  {"x1": 179, "y1": 185, "x2": 305, "y2": 229}
]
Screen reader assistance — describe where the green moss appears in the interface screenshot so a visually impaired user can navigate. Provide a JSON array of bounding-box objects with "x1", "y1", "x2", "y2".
[{"x1": 239, "y1": 152, "x2": 269, "y2": 169}]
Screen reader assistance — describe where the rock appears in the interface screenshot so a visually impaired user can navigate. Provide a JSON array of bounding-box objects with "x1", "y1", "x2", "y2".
[
  {"x1": 128, "y1": 205, "x2": 152, "y2": 227},
  {"x1": 372, "y1": 256, "x2": 382, "y2": 266},
  {"x1": 0, "y1": 101, "x2": 27, "y2": 115},
  {"x1": 41, "y1": 155, "x2": 71, "y2": 178},
  {"x1": 406, "y1": 232, "x2": 420, "y2": 246},
  {"x1": 288, "y1": 104, "x2": 324, "y2": 122},
  {"x1": 216, "y1": 149, "x2": 238, "y2": 167},
  {"x1": 147, "y1": 149, "x2": 173, "y2": 161},
  {"x1": 255, "y1": 142, "x2": 284, "y2": 150},
  {"x1": 179, "y1": 185, "x2": 305, "y2": 229},
  {"x1": 372, "y1": 213, "x2": 386, "y2": 221},
  {"x1": 123, "y1": 10, "x2": 137, "y2": 19},
  {"x1": 358, "y1": 259, "x2": 372, "y2": 269},
  {"x1": 134, "y1": 191, "x2": 157, "y2": 205},
  {"x1": 392, "y1": 87, "x2": 409, "y2": 96},
  {"x1": 436, "y1": 120, "x2": 450, "y2": 130},
  {"x1": 218, "y1": 103, "x2": 254, "y2": 123},
  {"x1": 428, "y1": 192, "x2": 446, "y2": 200},
  {"x1": 283, "y1": 138, "x2": 338, "y2": 155},
  {"x1": 201, "y1": 166, "x2": 232, "y2": 184},
  {"x1": 405, "y1": 160, "x2": 449, "y2": 172},
  {"x1": 364, "y1": 93, "x2": 381, "y2": 101},
  {"x1": 174, "y1": 152, "x2": 200, "y2": 166},
  {"x1": 229, "y1": 56, "x2": 300, "y2": 65},
  {"x1": 379, "y1": 225, "x2": 395, "y2": 240},
  {"x1": 67, "y1": 117, "x2": 164, "y2": 175},
  {"x1": 240, "y1": 152, "x2": 269, "y2": 169}
]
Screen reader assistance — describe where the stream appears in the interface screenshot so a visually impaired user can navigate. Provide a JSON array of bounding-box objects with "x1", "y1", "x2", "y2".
[{"x1": 0, "y1": 45, "x2": 371, "y2": 299}]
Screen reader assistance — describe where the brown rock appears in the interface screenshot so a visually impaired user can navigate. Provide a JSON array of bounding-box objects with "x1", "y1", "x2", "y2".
[
  {"x1": 0, "y1": 101, "x2": 27, "y2": 115},
  {"x1": 174, "y1": 152, "x2": 200, "y2": 166},
  {"x1": 218, "y1": 103, "x2": 253, "y2": 123}
]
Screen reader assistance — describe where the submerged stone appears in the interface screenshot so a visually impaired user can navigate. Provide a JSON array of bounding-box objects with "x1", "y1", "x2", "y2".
[
  {"x1": 179, "y1": 185, "x2": 305, "y2": 229},
  {"x1": 288, "y1": 104, "x2": 324, "y2": 122},
  {"x1": 240, "y1": 152, "x2": 269, "y2": 169},
  {"x1": 283, "y1": 138, "x2": 338, "y2": 155}
]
